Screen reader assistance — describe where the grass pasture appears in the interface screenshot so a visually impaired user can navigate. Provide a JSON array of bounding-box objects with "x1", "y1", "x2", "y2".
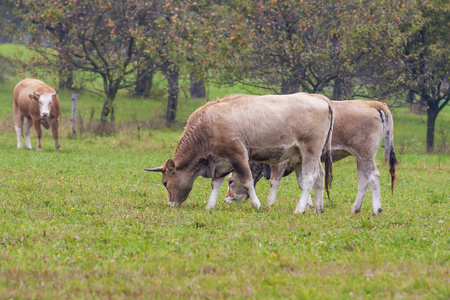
[{"x1": 0, "y1": 75, "x2": 449, "y2": 299}]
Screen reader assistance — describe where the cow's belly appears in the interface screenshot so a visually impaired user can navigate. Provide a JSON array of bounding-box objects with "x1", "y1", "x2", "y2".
[
  {"x1": 331, "y1": 149, "x2": 352, "y2": 162},
  {"x1": 249, "y1": 145, "x2": 300, "y2": 165}
]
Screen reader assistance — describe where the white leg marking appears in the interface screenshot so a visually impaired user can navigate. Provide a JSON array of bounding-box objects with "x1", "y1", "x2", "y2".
[
  {"x1": 248, "y1": 186, "x2": 261, "y2": 209},
  {"x1": 25, "y1": 119, "x2": 33, "y2": 150},
  {"x1": 313, "y1": 161, "x2": 325, "y2": 214},
  {"x1": 15, "y1": 125, "x2": 23, "y2": 149},
  {"x1": 352, "y1": 163, "x2": 369, "y2": 213},
  {"x1": 266, "y1": 178, "x2": 281, "y2": 207},
  {"x1": 205, "y1": 177, "x2": 225, "y2": 210},
  {"x1": 295, "y1": 170, "x2": 313, "y2": 210},
  {"x1": 294, "y1": 157, "x2": 320, "y2": 214},
  {"x1": 368, "y1": 168, "x2": 382, "y2": 216}
]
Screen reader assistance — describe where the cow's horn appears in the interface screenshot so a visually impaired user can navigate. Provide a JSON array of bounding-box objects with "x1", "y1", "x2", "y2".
[{"x1": 144, "y1": 167, "x2": 164, "y2": 172}]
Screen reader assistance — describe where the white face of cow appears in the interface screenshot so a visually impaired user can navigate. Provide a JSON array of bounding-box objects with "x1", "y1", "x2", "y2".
[{"x1": 31, "y1": 91, "x2": 57, "y2": 119}]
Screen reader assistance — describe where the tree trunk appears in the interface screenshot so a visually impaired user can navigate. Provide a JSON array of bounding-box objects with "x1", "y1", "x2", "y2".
[
  {"x1": 426, "y1": 97, "x2": 438, "y2": 153},
  {"x1": 281, "y1": 78, "x2": 299, "y2": 94},
  {"x1": 190, "y1": 74, "x2": 206, "y2": 98},
  {"x1": 99, "y1": 94, "x2": 116, "y2": 134},
  {"x1": 134, "y1": 69, "x2": 153, "y2": 97},
  {"x1": 165, "y1": 67, "x2": 179, "y2": 125},
  {"x1": 333, "y1": 78, "x2": 343, "y2": 100}
]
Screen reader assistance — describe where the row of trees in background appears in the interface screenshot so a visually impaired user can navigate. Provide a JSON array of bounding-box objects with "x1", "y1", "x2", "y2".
[{"x1": 1, "y1": 0, "x2": 449, "y2": 152}]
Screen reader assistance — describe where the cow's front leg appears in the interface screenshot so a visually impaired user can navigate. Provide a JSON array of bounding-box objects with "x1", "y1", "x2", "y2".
[
  {"x1": 52, "y1": 119, "x2": 61, "y2": 150},
  {"x1": 266, "y1": 163, "x2": 285, "y2": 207},
  {"x1": 25, "y1": 118, "x2": 33, "y2": 150},
  {"x1": 33, "y1": 119, "x2": 43, "y2": 151},
  {"x1": 205, "y1": 176, "x2": 226, "y2": 209},
  {"x1": 15, "y1": 125, "x2": 23, "y2": 149},
  {"x1": 14, "y1": 115, "x2": 23, "y2": 149},
  {"x1": 231, "y1": 160, "x2": 261, "y2": 209}
]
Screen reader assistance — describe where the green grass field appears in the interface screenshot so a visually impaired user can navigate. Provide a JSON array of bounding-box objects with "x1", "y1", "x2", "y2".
[{"x1": 0, "y1": 61, "x2": 449, "y2": 298}]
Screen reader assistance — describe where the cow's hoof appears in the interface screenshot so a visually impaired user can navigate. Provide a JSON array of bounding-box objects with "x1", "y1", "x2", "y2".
[
  {"x1": 293, "y1": 210, "x2": 305, "y2": 215},
  {"x1": 372, "y1": 208, "x2": 382, "y2": 216},
  {"x1": 315, "y1": 208, "x2": 324, "y2": 214},
  {"x1": 37, "y1": 148, "x2": 42, "y2": 151},
  {"x1": 251, "y1": 202, "x2": 261, "y2": 210},
  {"x1": 352, "y1": 209, "x2": 360, "y2": 214}
]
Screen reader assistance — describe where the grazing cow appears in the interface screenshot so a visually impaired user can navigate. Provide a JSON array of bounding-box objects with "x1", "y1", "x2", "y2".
[
  {"x1": 225, "y1": 99, "x2": 398, "y2": 216},
  {"x1": 145, "y1": 93, "x2": 334, "y2": 214},
  {"x1": 13, "y1": 78, "x2": 61, "y2": 151}
]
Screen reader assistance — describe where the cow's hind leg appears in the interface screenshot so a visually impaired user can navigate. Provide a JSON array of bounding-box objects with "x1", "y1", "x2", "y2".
[
  {"x1": 25, "y1": 118, "x2": 33, "y2": 150},
  {"x1": 294, "y1": 156, "x2": 320, "y2": 214},
  {"x1": 205, "y1": 176, "x2": 226, "y2": 209},
  {"x1": 351, "y1": 161, "x2": 369, "y2": 214},
  {"x1": 313, "y1": 160, "x2": 325, "y2": 214},
  {"x1": 352, "y1": 159, "x2": 382, "y2": 216},
  {"x1": 366, "y1": 160, "x2": 382, "y2": 216},
  {"x1": 52, "y1": 120, "x2": 61, "y2": 150},
  {"x1": 295, "y1": 169, "x2": 314, "y2": 210},
  {"x1": 231, "y1": 160, "x2": 261, "y2": 209}
]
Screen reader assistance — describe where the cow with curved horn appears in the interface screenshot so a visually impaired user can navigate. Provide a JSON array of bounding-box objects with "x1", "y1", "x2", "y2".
[
  {"x1": 13, "y1": 78, "x2": 61, "y2": 151},
  {"x1": 225, "y1": 98, "x2": 398, "y2": 216},
  {"x1": 145, "y1": 93, "x2": 334, "y2": 214}
]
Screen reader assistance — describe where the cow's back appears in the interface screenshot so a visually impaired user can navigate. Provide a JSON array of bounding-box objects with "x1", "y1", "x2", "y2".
[
  {"x1": 198, "y1": 93, "x2": 330, "y2": 146},
  {"x1": 176, "y1": 93, "x2": 332, "y2": 166}
]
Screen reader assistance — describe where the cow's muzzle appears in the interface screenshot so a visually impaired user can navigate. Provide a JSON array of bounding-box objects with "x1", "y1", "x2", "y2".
[{"x1": 168, "y1": 201, "x2": 182, "y2": 208}]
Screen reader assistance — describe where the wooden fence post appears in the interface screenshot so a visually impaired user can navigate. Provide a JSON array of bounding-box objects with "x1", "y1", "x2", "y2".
[{"x1": 71, "y1": 94, "x2": 78, "y2": 136}]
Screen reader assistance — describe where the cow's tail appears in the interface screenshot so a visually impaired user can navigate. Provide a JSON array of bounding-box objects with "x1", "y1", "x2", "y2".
[
  {"x1": 379, "y1": 105, "x2": 398, "y2": 195},
  {"x1": 324, "y1": 103, "x2": 334, "y2": 202}
]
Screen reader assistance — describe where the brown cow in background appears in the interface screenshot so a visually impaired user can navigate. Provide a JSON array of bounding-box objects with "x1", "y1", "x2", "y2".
[{"x1": 13, "y1": 78, "x2": 61, "y2": 151}]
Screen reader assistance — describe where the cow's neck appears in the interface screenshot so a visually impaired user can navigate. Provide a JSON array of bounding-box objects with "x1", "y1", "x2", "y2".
[{"x1": 173, "y1": 125, "x2": 210, "y2": 170}]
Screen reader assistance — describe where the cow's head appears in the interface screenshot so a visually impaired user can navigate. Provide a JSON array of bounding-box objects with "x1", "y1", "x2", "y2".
[
  {"x1": 145, "y1": 159, "x2": 194, "y2": 207},
  {"x1": 224, "y1": 172, "x2": 250, "y2": 203},
  {"x1": 30, "y1": 91, "x2": 57, "y2": 119}
]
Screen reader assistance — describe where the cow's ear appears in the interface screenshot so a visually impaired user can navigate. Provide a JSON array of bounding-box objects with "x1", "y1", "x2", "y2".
[
  {"x1": 30, "y1": 92, "x2": 40, "y2": 101},
  {"x1": 165, "y1": 159, "x2": 176, "y2": 174}
]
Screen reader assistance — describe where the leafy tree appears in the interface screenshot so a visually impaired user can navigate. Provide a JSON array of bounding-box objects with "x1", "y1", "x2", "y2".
[
  {"x1": 198, "y1": 0, "x2": 417, "y2": 96},
  {"x1": 400, "y1": 1, "x2": 450, "y2": 152}
]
